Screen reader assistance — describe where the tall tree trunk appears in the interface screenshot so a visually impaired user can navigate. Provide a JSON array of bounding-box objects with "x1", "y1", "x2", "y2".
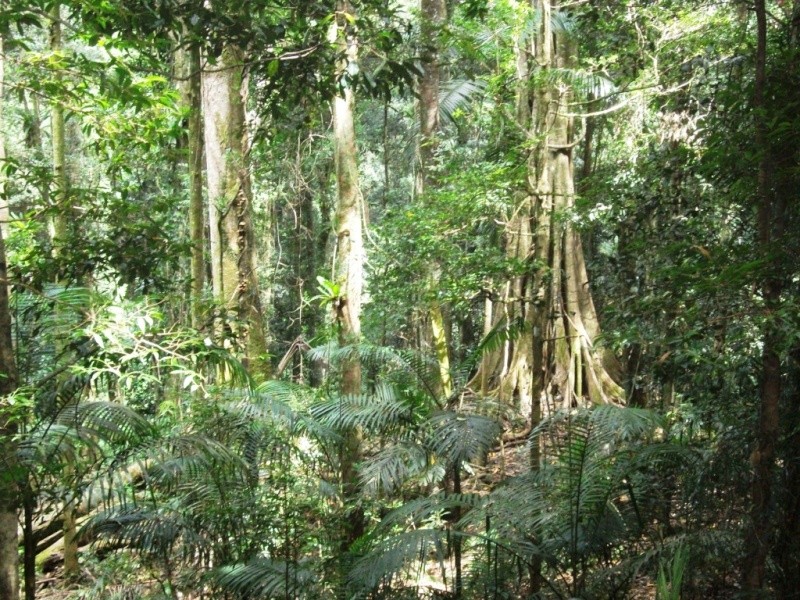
[
  {"x1": 0, "y1": 26, "x2": 19, "y2": 597},
  {"x1": 49, "y1": 4, "x2": 79, "y2": 579},
  {"x1": 202, "y1": 45, "x2": 268, "y2": 375},
  {"x1": 472, "y1": 0, "x2": 623, "y2": 415},
  {"x1": 417, "y1": 0, "x2": 452, "y2": 400},
  {"x1": 332, "y1": 0, "x2": 364, "y2": 549},
  {"x1": 0, "y1": 24, "x2": 7, "y2": 242},
  {"x1": 742, "y1": 0, "x2": 784, "y2": 589},
  {"x1": 0, "y1": 238, "x2": 17, "y2": 598},
  {"x1": 774, "y1": 1, "x2": 800, "y2": 593},
  {"x1": 184, "y1": 42, "x2": 205, "y2": 330},
  {"x1": 50, "y1": 3, "x2": 68, "y2": 253}
]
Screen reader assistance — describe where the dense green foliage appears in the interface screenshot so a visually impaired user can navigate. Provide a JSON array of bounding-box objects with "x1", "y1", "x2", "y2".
[{"x1": 0, "y1": 0, "x2": 798, "y2": 599}]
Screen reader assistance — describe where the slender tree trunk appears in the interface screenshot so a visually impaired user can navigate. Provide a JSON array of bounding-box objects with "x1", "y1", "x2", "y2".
[
  {"x1": 49, "y1": 4, "x2": 79, "y2": 579},
  {"x1": 23, "y1": 488, "x2": 35, "y2": 600},
  {"x1": 186, "y1": 43, "x2": 205, "y2": 330},
  {"x1": 202, "y1": 45, "x2": 268, "y2": 375},
  {"x1": 0, "y1": 28, "x2": 18, "y2": 595},
  {"x1": 774, "y1": 2, "x2": 800, "y2": 593},
  {"x1": 50, "y1": 3, "x2": 68, "y2": 252},
  {"x1": 332, "y1": 0, "x2": 365, "y2": 549},
  {"x1": 417, "y1": 0, "x2": 453, "y2": 399},
  {"x1": 0, "y1": 24, "x2": 7, "y2": 242},
  {"x1": 743, "y1": 0, "x2": 784, "y2": 590},
  {"x1": 0, "y1": 224, "x2": 19, "y2": 600}
]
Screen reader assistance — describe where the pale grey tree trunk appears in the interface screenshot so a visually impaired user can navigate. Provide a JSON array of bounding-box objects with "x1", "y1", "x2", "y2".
[
  {"x1": 202, "y1": 45, "x2": 268, "y2": 375},
  {"x1": 332, "y1": 0, "x2": 365, "y2": 549}
]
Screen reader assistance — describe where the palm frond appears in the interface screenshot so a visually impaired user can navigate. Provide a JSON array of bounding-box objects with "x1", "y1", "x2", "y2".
[
  {"x1": 212, "y1": 558, "x2": 317, "y2": 599},
  {"x1": 83, "y1": 507, "x2": 210, "y2": 562},
  {"x1": 140, "y1": 434, "x2": 248, "y2": 493},
  {"x1": 55, "y1": 401, "x2": 155, "y2": 445},
  {"x1": 306, "y1": 342, "x2": 441, "y2": 400},
  {"x1": 426, "y1": 411, "x2": 501, "y2": 466},
  {"x1": 350, "y1": 528, "x2": 449, "y2": 592},
  {"x1": 439, "y1": 79, "x2": 487, "y2": 124},
  {"x1": 464, "y1": 315, "x2": 529, "y2": 372},
  {"x1": 360, "y1": 442, "x2": 430, "y2": 495},
  {"x1": 379, "y1": 493, "x2": 484, "y2": 530},
  {"x1": 546, "y1": 67, "x2": 616, "y2": 98},
  {"x1": 308, "y1": 384, "x2": 414, "y2": 433}
]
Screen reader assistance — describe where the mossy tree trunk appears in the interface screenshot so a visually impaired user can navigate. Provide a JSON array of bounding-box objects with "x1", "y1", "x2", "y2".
[
  {"x1": 202, "y1": 45, "x2": 268, "y2": 375},
  {"x1": 180, "y1": 39, "x2": 205, "y2": 330},
  {"x1": 417, "y1": 0, "x2": 453, "y2": 400}
]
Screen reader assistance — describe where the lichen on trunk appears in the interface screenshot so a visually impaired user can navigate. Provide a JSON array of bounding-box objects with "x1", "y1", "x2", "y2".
[{"x1": 202, "y1": 44, "x2": 268, "y2": 375}]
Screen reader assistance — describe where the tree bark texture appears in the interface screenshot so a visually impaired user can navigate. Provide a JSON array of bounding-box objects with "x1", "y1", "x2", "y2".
[
  {"x1": 742, "y1": 0, "x2": 784, "y2": 590},
  {"x1": 202, "y1": 44, "x2": 268, "y2": 374},
  {"x1": 417, "y1": 0, "x2": 452, "y2": 400},
  {"x1": 471, "y1": 0, "x2": 623, "y2": 416},
  {"x1": 332, "y1": 0, "x2": 365, "y2": 549},
  {"x1": 0, "y1": 225, "x2": 19, "y2": 600},
  {"x1": 185, "y1": 42, "x2": 205, "y2": 330}
]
